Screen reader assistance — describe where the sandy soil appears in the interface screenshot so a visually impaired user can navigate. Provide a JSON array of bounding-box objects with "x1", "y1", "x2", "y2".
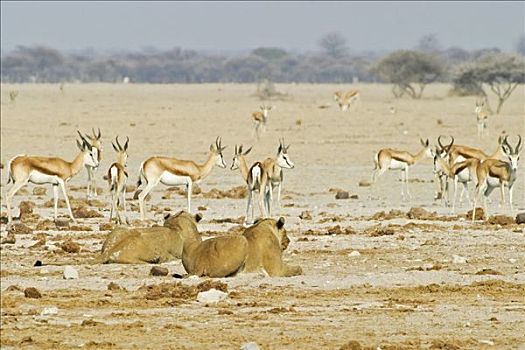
[{"x1": 1, "y1": 83, "x2": 525, "y2": 350}]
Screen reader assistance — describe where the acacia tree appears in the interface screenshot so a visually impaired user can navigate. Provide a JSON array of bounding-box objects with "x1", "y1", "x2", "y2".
[
  {"x1": 452, "y1": 52, "x2": 525, "y2": 113},
  {"x1": 318, "y1": 32, "x2": 348, "y2": 58},
  {"x1": 371, "y1": 50, "x2": 445, "y2": 99}
]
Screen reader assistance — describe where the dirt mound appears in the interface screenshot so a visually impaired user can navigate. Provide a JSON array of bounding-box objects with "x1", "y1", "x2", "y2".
[
  {"x1": 202, "y1": 186, "x2": 247, "y2": 199},
  {"x1": 35, "y1": 219, "x2": 56, "y2": 231},
  {"x1": 364, "y1": 224, "x2": 396, "y2": 237},
  {"x1": 465, "y1": 208, "x2": 485, "y2": 221},
  {"x1": 407, "y1": 207, "x2": 435, "y2": 220},
  {"x1": 487, "y1": 215, "x2": 515, "y2": 226},
  {"x1": 32, "y1": 187, "x2": 47, "y2": 196},
  {"x1": 209, "y1": 217, "x2": 245, "y2": 224},
  {"x1": 8, "y1": 223, "x2": 33, "y2": 235},
  {"x1": 60, "y1": 239, "x2": 81, "y2": 253},
  {"x1": 73, "y1": 207, "x2": 103, "y2": 218},
  {"x1": 138, "y1": 280, "x2": 228, "y2": 304},
  {"x1": 370, "y1": 209, "x2": 405, "y2": 220}
]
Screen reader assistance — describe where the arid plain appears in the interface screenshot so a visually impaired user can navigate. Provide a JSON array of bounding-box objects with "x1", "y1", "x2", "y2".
[{"x1": 1, "y1": 83, "x2": 524, "y2": 349}]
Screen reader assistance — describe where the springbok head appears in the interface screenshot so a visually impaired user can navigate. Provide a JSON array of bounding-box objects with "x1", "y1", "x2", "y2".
[
  {"x1": 112, "y1": 136, "x2": 129, "y2": 166},
  {"x1": 210, "y1": 136, "x2": 227, "y2": 168},
  {"x1": 501, "y1": 135, "x2": 522, "y2": 171},
  {"x1": 76, "y1": 134, "x2": 99, "y2": 168},
  {"x1": 231, "y1": 144, "x2": 253, "y2": 170},
  {"x1": 276, "y1": 138, "x2": 294, "y2": 169}
]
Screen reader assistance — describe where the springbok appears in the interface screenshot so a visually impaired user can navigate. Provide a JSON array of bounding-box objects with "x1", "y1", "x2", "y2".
[
  {"x1": 472, "y1": 135, "x2": 521, "y2": 222},
  {"x1": 371, "y1": 138, "x2": 432, "y2": 200},
  {"x1": 79, "y1": 128, "x2": 102, "y2": 198},
  {"x1": 475, "y1": 98, "x2": 489, "y2": 138},
  {"x1": 442, "y1": 135, "x2": 504, "y2": 167},
  {"x1": 5, "y1": 135, "x2": 99, "y2": 222},
  {"x1": 231, "y1": 144, "x2": 267, "y2": 225},
  {"x1": 334, "y1": 90, "x2": 360, "y2": 111},
  {"x1": 259, "y1": 139, "x2": 295, "y2": 216},
  {"x1": 432, "y1": 137, "x2": 480, "y2": 212},
  {"x1": 108, "y1": 136, "x2": 130, "y2": 225},
  {"x1": 134, "y1": 137, "x2": 227, "y2": 221},
  {"x1": 251, "y1": 105, "x2": 273, "y2": 140}
]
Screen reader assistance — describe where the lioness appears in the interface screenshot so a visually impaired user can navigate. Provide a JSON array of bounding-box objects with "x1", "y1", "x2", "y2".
[
  {"x1": 181, "y1": 217, "x2": 301, "y2": 278},
  {"x1": 243, "y1": 217, "x2": 302, "y2": 277},
  {"x1": 97, "y1": 211, "x2": 202, "y2": 264}
]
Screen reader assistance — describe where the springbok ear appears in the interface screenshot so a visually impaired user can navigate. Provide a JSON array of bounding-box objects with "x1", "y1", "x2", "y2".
[
  {"x1": 210, "y1": 143, "x2": 215, "y2": 152},
  {"x1": 425, "y1": 139, "x2": 430, "y2": 147},
  {"x1": 195, "y1": 213, "x2": 203, "y2": 223},
  {"x1": 164, "y1": 213, "x2": 171, "y2": 220},
  {"x1": 276, "y1": 217, "x2": 285, "y2": 229}
]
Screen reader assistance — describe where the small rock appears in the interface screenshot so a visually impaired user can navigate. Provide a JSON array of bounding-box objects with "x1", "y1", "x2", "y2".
[
  {"x1": 32, "y1": 187, "x2": 47, "y2": 196},
  {"x1": 34, "y1": 260, "x2": 43, "y2": 267},
  {"x1": 335, "y1": 191, "x2": 349, "y2": 200},
  {"x1": 8, "y1": 223, "x2": 33, "y2": 235},
  {"x1": 452, "y1": 255, "x2": 467, "y2": 264},
  {"x1": 1, "y1": 232, "x2": 16, "y2": 244},
  {"x1": 350, "y1": 194, "x2": 359, "y2": 199},
  {"x1": 54, "y1": 219, "x2": 70, "y2": 228},
  {"x1": 107, "y1": 282, "x2": 122, "y2": 291},
  {"x1": 41, "y1": 307, "x2": 58, "y2": 316},
  {"x1": 73, "y1": 207, "x2": 103, "y2": 218},
  {"x1": 19, "y1": 201, "x2": 35, "y2": 218},
  {"x1": 299, "y1": 211, "x2": 312, "y2": 220},
  {"x1": 348, "y1": 250, "x2": 361, "y2": 257},
  {"x1": 196, "y1": 288, "x2": 228, "y2": 303},
  {"x1": 240, "y1": 342, "x2": 261, "y2": 350},
  {"x1": 509, "y1": 258, "x2": 517, "y2": 264},
  {"x1": 516, "y1": 212, "x2": 525, "y2": 224},
  {"x1": 63, "y1": 266, "x2": 79, "y2": 279},
  {"x1": 60, "y1": 240, "x2": 81, "y2": 253},
  {"x1": 358, "y1": 180, "x2": 371, "y2": 187},
  {"x1": 24, "y1": 287, "x2": 42, "y2": 299},
  {"x1": 150, "y1": 266, "x2": 169, "y2": 276},
  {"x1": 99, "y1": 223, "x2": 114, "y2": 231}
]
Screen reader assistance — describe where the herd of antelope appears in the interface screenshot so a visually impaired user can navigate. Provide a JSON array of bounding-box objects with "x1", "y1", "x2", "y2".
[{"x1": 3, "y1": 90, "x2": 522, "y2": 227}]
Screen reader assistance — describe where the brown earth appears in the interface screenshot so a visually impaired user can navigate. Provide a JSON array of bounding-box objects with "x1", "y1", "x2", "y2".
[{"x1": 1, "y1": 83, "x2": 524, "y2": 349}]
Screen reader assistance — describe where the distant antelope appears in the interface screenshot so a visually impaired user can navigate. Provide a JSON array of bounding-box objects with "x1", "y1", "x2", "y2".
[
  {"x1": 251, "y1": 105, "x2": 273, "y2": 139},
  {"x1": 433, "y1": 137, "x2": 480, "y2": 212},
  {"x1": 9, "y1": 90, "x2": 19, "y2": 103},
  {"x1": 79, "y1": 128, "x2": 102, "y2": 198},
  {"x1": 372, "y1": 138, "x2": 432, "y2": 200},
  {"x1": 134, "y1": 137, "x2": 227, "y2": 221},
  {"x1": 108, "y1": 136, "x2": 130, "y2": 225},
  {"x1": 334, "y1": 90, "x2": 360, "y2": 111},
  {"x1": 259, "y1": 139, "x2": 295, "y2": 216},
  {"x1": 475, "y1": 98, "x2": 489, "y2": 138},
  {"x1": 5, "y1": 136, "x2": 99, "y2": 222},
  {"x1": 472, "y1": 135, "x2": 521, "y2": 222},
  {"x1": 231, "y1": 144, "x2": 267, "y2": 225}
]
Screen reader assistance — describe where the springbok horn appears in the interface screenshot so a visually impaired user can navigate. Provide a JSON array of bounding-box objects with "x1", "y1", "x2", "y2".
[
  {"x1": 124, "y1": 136, "x2": 129, "y2": 151},
  {"x1": 516, "y1": 135, "x2": 522, "y2": 153},
  {"x1": 115, "y1": 136, "x2": 123, "y2": 151}
]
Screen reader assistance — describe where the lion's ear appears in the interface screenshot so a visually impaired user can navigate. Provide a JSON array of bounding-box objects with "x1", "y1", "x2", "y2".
[
  {"x1": 195, "y1": 213, "x2": 203, "y2": 223},
  {"x1": 276, "y1": 217, "x2": 285, "y2": 229},
  {"x1": 164, "y1": 213, "x2": 171, "y2": 220}
]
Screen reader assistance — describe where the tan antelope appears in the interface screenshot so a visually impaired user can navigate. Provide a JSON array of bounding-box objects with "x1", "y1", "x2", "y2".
[
  {"x1": 372, "y1": 138, "x2": 432, "y2": 200},
  {"x1": 472, "y1": 135, "x2": 521, "y2": 222},
  {"x1": 334, "y1": 90, "x2": 360, "y2": 111},
  {"x1": 107, "y1": 136, "x2": 130, "y2": 225},
  {"x1": 259, "y1": 139, "x2": 295, "y2": 217},
  {"x1": 134, "y1": 137, "x2": 227, "y2": 221},
  {"x1": 432, "y1": 137, "x2": 480, "y2": 212},
  {"x1": 251, "y1": 105, "x2": 273, "y2": 139},
  {"x1": 475, "y1": 97, "x2": 490, "y2": 138},
  {"x1": 5, "y1": 135, "x2": 99, "y2": 223},
  {"x1": 231, "y1": 144, "x2": 268, "y2": 225},
  {"x1": 443, "y1": 135, "x2": 504, "y2": 167},
  {"x1": 79, "y1": 128, "x2": 102, "y2": 198}
]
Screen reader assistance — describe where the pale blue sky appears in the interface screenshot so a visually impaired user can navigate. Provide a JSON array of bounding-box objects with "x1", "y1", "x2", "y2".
[{"x1": 1, "y1": 1, "x2": 524, "y2": 53}]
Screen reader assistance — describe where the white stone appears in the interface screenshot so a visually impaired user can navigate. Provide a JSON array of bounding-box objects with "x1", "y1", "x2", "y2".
[
  {"x1": 452, "y1": 255, "x2": 467, "y2": 264},
  {"x1": 63, "y1": 266, "x2": 79, "y2": 279},
  {"x1": 196, "y1": 288, "x2": 228, "y2": 303},
  {"x1": 509, "y1": 258, "x2": 517, "y2": 263},
  {"x1": 240, "y1": 342, "x2": 261, "y2": 350},
  {"x1": 41, "y1": 307, "x2": 58, "y2": 316},
  {"x1": 348, "y1": 250, "x2": 361, "y2": 257}
]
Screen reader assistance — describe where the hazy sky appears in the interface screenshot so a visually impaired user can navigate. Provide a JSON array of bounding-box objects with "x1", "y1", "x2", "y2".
[{"x1": 1, "y1": 1, "x2": 524, "y2": 53}]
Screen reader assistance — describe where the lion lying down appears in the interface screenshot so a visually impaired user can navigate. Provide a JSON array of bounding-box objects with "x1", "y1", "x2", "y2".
[
  {"x1": 182, "y1": 217, "x2": 303, "y2": 278},
  {"x1": 97, "y1": 211, "x2": 202, "y2": 264},
  {"x1": 97, "y1": 211, "x2": 302, "y2": 278}
]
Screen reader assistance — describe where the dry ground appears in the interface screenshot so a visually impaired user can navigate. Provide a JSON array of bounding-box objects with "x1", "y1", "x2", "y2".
[{"x1": 1, "y1": 83, "x2": 525, "y2": 349}]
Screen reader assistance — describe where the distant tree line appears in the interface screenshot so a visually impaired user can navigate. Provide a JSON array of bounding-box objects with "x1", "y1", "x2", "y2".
[{"x1": 1, "y1": 33, "x2": 524, "y2": 110}]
